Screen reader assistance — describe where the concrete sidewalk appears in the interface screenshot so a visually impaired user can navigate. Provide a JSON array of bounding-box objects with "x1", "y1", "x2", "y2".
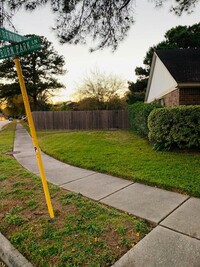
[{"x1": 13, "y1": 123, "x2": 200, "y2": 266}]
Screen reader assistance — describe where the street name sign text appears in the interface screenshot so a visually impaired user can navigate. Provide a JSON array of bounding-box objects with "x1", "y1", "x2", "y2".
[{"x1": 0, "y1": 36, "x2": 41, "y2": 59}]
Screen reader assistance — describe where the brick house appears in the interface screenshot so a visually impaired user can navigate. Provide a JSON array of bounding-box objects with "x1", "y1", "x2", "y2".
[{"x1": 145, "y1": 49, "x2": 200, "y2": 106}]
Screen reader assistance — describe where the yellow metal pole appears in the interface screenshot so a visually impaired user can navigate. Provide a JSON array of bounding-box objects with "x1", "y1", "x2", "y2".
[{"x1": 13, "y1": 57, "x2": 55, "y2": 221}]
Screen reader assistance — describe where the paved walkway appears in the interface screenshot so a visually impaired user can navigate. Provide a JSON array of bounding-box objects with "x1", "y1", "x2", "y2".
[{"x1": 13, "y1": 123, "x2": 200, "y2": 266}]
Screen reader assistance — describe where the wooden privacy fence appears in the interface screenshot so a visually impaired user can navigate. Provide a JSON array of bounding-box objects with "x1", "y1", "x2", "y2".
[{"x1": 32, "y1": 110, "x2": 130, "y2": 130}]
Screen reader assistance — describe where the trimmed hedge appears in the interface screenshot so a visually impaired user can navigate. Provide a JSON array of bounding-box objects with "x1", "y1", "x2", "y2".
[
  {"x1": 148, "y1": 105, "x2": 200, "y2": 151},
  {"x1": 128, "y1": 102, "x2": 161, "y2": 137}
]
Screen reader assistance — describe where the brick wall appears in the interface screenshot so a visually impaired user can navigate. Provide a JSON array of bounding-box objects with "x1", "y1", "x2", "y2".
[
  {"x1": 163, "y1": 89, "x2": 179, "y2": 106},
  {"x1": 179, "y1": 88, "x2": 200, "y2": 105}
]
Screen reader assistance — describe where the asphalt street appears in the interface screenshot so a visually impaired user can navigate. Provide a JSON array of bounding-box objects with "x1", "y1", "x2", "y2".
[{"x1": 0, "y1": 120, "x2": 11, "y2": 130}]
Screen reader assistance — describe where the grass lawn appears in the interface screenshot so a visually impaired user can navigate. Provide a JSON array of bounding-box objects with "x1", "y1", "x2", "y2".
[
  {"x1": 0, "y1": 123, "x2": 151, "y2": 267},
  {"x1": 37, "y1": 129, "x2": 200, "y2": 197}
]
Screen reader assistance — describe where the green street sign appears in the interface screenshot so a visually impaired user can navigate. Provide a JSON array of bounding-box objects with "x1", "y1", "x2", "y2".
[
  {"x1": 0, "y1": 36, "x2": 41, "y2": 59},
  {"x1": 0, "y1": 27, "x2": 27, "y2": 43}
]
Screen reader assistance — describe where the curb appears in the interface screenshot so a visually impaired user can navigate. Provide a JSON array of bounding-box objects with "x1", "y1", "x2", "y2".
[{"x1": 0, "y1": 233, "x2": 33, "y2": 267}]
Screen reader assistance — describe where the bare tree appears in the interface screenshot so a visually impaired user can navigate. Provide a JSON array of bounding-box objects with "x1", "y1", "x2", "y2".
[{"x1": 74, "y1": 69, "x2": 127, "y2": 110}]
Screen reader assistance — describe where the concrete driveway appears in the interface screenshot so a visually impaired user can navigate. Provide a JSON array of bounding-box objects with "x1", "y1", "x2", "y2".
[{"x1": 0, "y1": 120, "x2": 11, "y2": 130}]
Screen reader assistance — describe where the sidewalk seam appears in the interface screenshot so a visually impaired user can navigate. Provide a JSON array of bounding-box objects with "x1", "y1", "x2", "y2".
[
  {"x1": 157, "y1": 195, "x2": 191, "y2": 225},
  {"x1": 98, "y1": 182, "x2": 135, "y2": 201},
  {"x1": 159, "y1": 225, "x2": 200, "y2": 241},
  {"x1": 58, "y1": 172, "x2": 97, "y2": 186}
]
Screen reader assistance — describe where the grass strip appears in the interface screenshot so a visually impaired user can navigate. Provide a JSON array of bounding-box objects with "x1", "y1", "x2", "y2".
[
  {"x1": 37, "y1": 130, "x2": 200, "y2": 197},
  {"x1": 0, "y1": 123, "x2": 152, "y2": 267}
]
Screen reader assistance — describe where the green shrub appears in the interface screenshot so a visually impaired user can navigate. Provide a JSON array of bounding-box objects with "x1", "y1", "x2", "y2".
[
  {"x1": 148, "y1": 105, "x2": 200, "y2": 151},
  {"x1": 128, "y1": 102, "x2": 161, "y2": 137}
]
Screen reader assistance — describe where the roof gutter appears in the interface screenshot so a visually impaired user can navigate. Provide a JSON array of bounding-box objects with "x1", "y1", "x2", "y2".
[{"x1": 178, "y1": 83, "x2": 200, "y2": 88}]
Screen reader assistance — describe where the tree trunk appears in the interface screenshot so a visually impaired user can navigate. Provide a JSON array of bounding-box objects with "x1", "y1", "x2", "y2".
[{"x1": 32, "y1": 95, "x2": 38, "y2": 111}]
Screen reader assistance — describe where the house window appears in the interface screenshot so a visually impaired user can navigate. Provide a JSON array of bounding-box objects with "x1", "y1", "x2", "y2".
[{"x1": 157, "y1": 98, "x2": 165, "y2": 106}]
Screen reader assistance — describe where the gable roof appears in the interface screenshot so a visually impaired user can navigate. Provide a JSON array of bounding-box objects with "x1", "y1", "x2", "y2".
[{"x1": 156, "y1": 48, "x2": 200, "y2": 83}]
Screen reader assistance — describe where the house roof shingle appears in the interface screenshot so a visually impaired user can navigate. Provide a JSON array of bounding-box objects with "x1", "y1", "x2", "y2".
[{"x1": 156, "y1": 48, "x2": 200, "y2": 83}]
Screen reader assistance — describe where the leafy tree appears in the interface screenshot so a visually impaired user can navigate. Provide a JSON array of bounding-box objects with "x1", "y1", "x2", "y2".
[
  {"x1": 106, "y1": 95, "x2": 127, "y2": 110},
  {"x1": 76, "y1": 97, "x2": 103, "y2": 110},
  {"x1": 0, "y1": 35, "x2": 66, "y2": 110},
  {"x1": 1, "y1": 0, "x2": 199, "y2": 51},
  {"x1": 74, "y1": 69, "x2": 127, "y2": 110},
  {"x1": 60, "y1": 103, "x2": 73, "y2": 111},
  {"x1": 144, "y1": 23, "x2": 200, "y2": 68},
  {"x1": 126, "y1": 80, "x2": 147, "y2": 104},
  {"x1": 5, "y1": 95, "x2": 25, "y2": 116},
  {"x1": 52, "y1": 102, "x2": 73, "y2": 111},
  {"x1": 76, "y1": 96, "x2": 127, "y2": 110},
  {"x1": 127, "y1": 23, "x2": 200, "y2": 104}
]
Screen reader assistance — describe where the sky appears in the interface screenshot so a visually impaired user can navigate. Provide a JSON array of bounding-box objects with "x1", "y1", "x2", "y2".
[{"x1": 8, "y1": 0, "x2": 200, "y2": 103}]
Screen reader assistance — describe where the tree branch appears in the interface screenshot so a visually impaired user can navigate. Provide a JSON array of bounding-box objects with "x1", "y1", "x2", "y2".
[{"x1": 119, "y1": 0, "x2": 132, "y2": 11}]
